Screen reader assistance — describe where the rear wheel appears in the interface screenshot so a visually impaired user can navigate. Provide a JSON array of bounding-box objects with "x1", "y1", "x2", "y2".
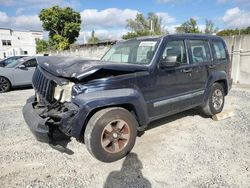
[
  {"x1": 201, "y1": 83, "x2": 225, "y2": 116},
  {"x1": 0, "y1": 77, "x2": 11, "y2": 93},
  {"x1": 84, "y1": 107, "x2": 138, "y2": 162}
]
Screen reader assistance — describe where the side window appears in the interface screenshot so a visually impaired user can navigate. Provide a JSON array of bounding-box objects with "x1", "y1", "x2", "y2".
[
  {"x1": 190, "y1": 40, "x2": 211, "y2": 64},
  {"x1": 161, "y1": 40, "x2": 187, "y2": 64},
  {"x1": 212, "y1": 41, "x2": 226, "y2": 60},
  {"x1": 23, "y1": 59, "x2": 37, "y2": 67}
]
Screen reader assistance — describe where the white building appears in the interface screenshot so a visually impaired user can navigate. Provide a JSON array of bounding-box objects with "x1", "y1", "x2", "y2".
[{"x1": 0, "y1": 28, "x2": 43, "y2": 59}]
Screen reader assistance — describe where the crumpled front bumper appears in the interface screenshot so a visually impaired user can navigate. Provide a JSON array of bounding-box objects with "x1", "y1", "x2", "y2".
[
  {"x1": 22, "y1": 96, "x2": 70, "y2": 143},
  {"x1": 23, "y1": 96, "x2": 50, "y2": 142}
]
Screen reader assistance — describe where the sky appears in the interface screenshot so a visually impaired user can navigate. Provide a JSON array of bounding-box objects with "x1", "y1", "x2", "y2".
[{"x1": 0, "y1": 0, "x2": 250, "y2": 43}]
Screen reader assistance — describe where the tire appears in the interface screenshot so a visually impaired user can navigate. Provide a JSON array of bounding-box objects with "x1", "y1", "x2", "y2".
[
  {"x1": 84, "y1": 107, "x2": 138, "y2": 162},
  {"x1": 0, "y1": 76, "x2": 11, "y2": 93},
  {"x1": 201, "y1": 82, "x2": 225, "y2": 116}
]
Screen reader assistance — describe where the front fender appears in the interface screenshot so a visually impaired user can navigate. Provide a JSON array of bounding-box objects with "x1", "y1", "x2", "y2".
[
  {"x1": 0, "y1": 70, "x2": 14, "y2": 86},
  {"x1": 70, "y1": 88, "x2": 148, "y2": 139}
]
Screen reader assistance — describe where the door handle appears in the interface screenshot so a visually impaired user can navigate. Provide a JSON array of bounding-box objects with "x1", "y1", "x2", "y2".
[
  {"x1": 182, "y1": 68, "x2": 193, "y2": 73},
  {"x1": 208, "y1": 65, "x2": 216, "y2": 69}
]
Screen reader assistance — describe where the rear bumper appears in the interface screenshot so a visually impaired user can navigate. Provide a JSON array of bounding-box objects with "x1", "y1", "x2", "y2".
[{"x1": 23, "y1": 96, "x2": 50, "y2": 142}]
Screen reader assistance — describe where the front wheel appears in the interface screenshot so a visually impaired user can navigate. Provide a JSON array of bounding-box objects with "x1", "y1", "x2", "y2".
[
  {"x1": 0, "y1": 77, "x2": 11, "y2": 93},
  {"x1": 84, "y1": 107, "x2": 138, "y2": 162},
  {"x1": 201, "y1": 83, "x2": 225, "y2": 116}
]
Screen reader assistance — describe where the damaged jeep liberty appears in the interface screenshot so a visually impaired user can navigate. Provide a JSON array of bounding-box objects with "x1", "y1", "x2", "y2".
[{"x1": 23, "y1": 34, "x2": 232, "y2": 162}]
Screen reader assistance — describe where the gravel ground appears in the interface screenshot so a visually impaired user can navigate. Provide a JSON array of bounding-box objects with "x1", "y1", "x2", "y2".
[{"x1": 0, "y1": 86, "x2": 249, "y2": 188}]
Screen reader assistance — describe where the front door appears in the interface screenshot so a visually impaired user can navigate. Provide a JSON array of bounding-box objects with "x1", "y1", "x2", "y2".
[
  {"x1": 14, "y1": 58, "x2": 37, "y2": 86},
  {"x1": 148, "y1": 39, "x2": 192, "y2": 118}
]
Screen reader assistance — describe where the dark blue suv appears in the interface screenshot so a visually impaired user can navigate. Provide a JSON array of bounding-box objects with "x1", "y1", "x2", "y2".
[{"x1": 23, "y1": 34, "x2": 232, "y2": 162}]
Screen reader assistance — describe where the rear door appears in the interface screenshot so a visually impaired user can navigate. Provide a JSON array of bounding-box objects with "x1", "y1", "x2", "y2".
[{"x1": 187, "y1": 39, "x2": 212, "y2": 96}]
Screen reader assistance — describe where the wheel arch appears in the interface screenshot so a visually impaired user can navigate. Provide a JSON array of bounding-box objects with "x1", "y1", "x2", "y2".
[
  {"x1": 215, "y1": 79, "x2": 228, "y2": 96},
  {"x1": 71, "y1": 88, "x2": 149, "y2": 141},
  {"x1": 203, "y1": 71, "x2": 229, "y2": 104},
  {"x1": 0, "y1": 76, "x2": 12, "y2": 90},
  {"x1": 0, "y1": 76, "x2": 12, "y2": 85},
  {"x1": 79, "y1": 103, "x2": 139, "y2": 141}
]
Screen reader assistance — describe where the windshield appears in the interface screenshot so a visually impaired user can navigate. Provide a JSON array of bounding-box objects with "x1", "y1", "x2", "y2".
[
  {"x1": 5, "y1": 59, "x2": 24, "y2": 68},
  {"x1": 102, "y1": 39, "x2": 160, "y2": 65},
  {"x1": 1, "y1": 56, "x2": 24, "y2": 67}
]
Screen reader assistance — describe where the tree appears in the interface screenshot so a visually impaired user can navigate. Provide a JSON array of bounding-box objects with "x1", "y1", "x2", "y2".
[
  {"x1": 50, "y1": 34, "x2": 70, "y2": 50},
  {"x1": 217, "y1": 29, "x2": 239, "y2": 36},
  {"x1": 39, "y1": 6, "x2": 81, "y2": 50},
  {"x1": 36, "y1": 39, "x2": 49, "y2": 53},
  {"x1": 241, "y1": 26, "x2": 250, "y2": 35},
  {"x1": 122, "y1": 30, "x2": 152, "y2": 40},
  {"x1": 216, "y1": 25, "x2": 250, "y2": 36},
  {"x1": 122, "y1": 13, "x2": 167, "y2": 39},
  {"x1": 148, "y1": 12, "x2": 165, "y2": 35},
  {"x1": 88, "y1": 30, "x2": 99, "y2": 44},
  {"x1": 176, "y1": 18, "x2": 201, "y2": 33},
  {"x1": 205, "y1": 19, "x2": 218, "y2": 34}
]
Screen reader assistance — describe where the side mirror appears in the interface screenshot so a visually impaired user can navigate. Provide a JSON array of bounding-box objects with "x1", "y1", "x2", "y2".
[
  {"x1": 17, "y1": 64, "x2": 27, "y2": 70},
  {"x1": 160, "y1": 56, "x2": 180, "y2": 67}
]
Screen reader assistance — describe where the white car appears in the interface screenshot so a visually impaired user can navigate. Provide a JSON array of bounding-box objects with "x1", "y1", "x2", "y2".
[{"x1": 0, "y1": 57, "x2": 37, "y2": 92}]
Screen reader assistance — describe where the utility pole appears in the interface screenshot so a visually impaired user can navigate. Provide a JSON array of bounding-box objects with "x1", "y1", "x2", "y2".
[{"x1": 150, "y1": 19, "x2": 154, "y2": 35}]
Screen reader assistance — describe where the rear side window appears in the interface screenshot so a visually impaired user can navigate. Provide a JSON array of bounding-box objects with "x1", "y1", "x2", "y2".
[
  {"x1": 189, "y1": 40, "x2": 211, "y2": 64},
  {"x1": 212, "y1": 41, "x2": 227, "y2": 60}
]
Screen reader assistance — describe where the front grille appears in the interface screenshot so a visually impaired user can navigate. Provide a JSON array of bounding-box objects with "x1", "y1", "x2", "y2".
[{"x1": 32, "y1": 67, "x2": 54, "y2": 103}]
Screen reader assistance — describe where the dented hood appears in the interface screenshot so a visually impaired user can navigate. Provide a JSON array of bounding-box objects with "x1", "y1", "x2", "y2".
[{"x1": 37, "y1": 56, "x2": 148, "y2": 80}]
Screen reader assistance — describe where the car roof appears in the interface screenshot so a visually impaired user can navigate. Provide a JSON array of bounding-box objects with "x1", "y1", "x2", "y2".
[
  {"x1": 6, "y1": 55, "x2": 26, "y2": 59},
  {"x1": 127, "y1": 33, "x2": 223, "y2": 42},
  {"x1": 124, "y1": 36, "x2": 162, "y2": 42},
  {"x1": 165, "y1": 33, "x2": 223, "y2": 40},
  {"x1": 18, "y1": 56, "x2": 35, "y2": 61}
]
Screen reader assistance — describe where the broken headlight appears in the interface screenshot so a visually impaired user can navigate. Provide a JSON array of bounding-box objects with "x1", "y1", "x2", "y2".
[{"x1": 54, "y1": 82, "x2": 74, "y2": 102}]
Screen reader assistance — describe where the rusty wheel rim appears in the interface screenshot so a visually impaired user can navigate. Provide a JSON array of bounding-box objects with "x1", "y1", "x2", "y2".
[{"x1": 101, "y1": 119, "x2": 131, "y2": 153}]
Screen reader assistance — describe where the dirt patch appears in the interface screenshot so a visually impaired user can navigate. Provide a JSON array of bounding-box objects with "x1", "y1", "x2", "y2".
[{"x1": 0, "y1": 86, "x2": 249, "y2": 187}]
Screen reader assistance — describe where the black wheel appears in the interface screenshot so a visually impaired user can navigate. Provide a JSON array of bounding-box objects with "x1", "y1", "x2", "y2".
[
  {"x1": 84, "y1": 107, "x2": 138, "y2": 162},
  {"x1": 0, "y1": 77, "x2": 11, "y2": 93},
  {"x1": 201, "y1": 83, "x2": 225, "y2": 116}
]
